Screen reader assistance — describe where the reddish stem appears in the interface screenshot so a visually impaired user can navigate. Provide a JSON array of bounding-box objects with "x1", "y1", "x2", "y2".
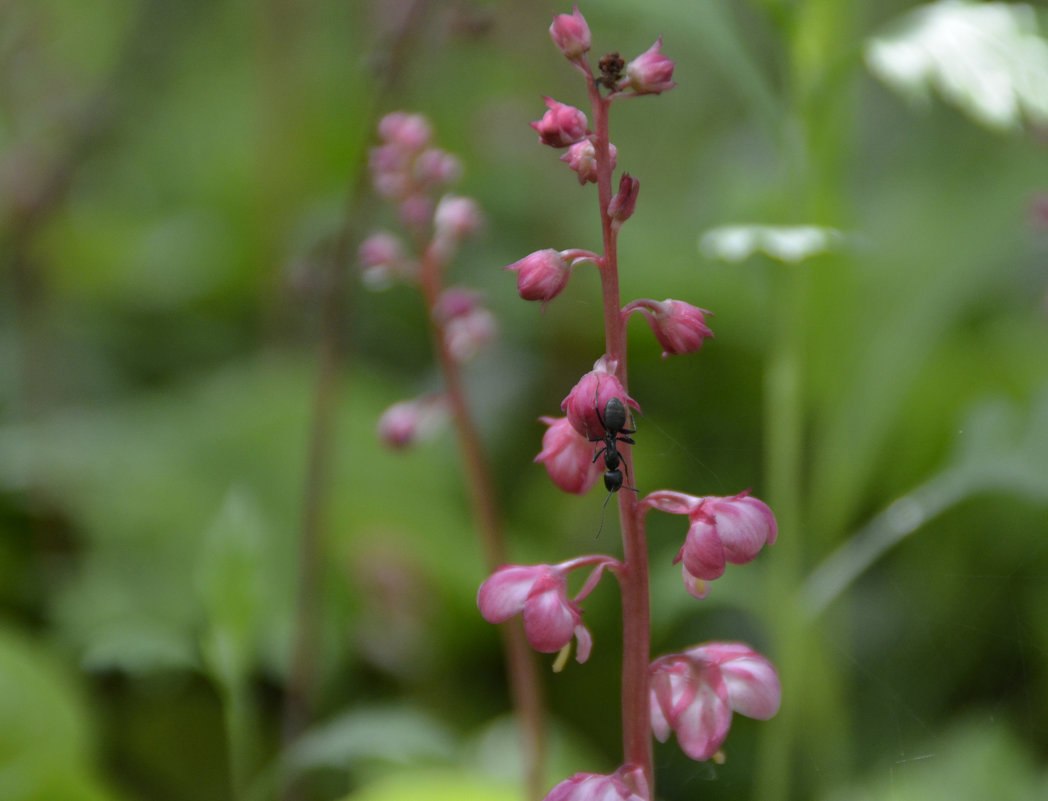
[
  {"x1": 418, "y1": 244, "x2": 547, "y2": 801},
  {"x1": 585, "y1": 75, "x2": 654, "y2": 791}
]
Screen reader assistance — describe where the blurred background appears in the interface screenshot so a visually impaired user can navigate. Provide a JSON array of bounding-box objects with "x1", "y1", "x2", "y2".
[{"x1": 2, "y1": 1, "x2": 1048, "y2": 800}]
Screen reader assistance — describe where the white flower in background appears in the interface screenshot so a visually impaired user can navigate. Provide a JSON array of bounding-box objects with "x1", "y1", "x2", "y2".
[
  {"x1": 699, "y1": 224, "x2": 845, "y2": 264},
  {"x1": 866, "y1": 0, "x2": 1048, "y2": 131}
]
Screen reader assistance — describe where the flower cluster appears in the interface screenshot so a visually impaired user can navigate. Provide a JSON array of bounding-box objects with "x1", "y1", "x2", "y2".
[
  {"x1": 475, "y1": 8, "x2": 781, "y2": 800},
  {"x1": 359, "y1": 112, "x2": 495, "y2": 448}
]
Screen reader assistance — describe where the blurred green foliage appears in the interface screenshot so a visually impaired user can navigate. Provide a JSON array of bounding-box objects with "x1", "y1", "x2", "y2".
[{"x1": 2, "y1": 1, "x2": 1048, "y2": 800}]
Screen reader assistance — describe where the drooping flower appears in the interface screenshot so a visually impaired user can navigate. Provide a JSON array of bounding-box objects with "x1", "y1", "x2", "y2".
[
  {"x1": 607, "y1": 173, "x2": 640, "y2": 229},
  {"x1": 622, "y1": 299, "x2": 713, "y2": 358},
  {"x1": 560, "y1": 139, "x2": 616, "y2": 184},
  {"x1": 376, "y1": 396, "x2": 447, "y2": 449},
  {"x1": 433, "y1": 288, "x2": 496, "y2": 362},
  {"x1": 506, "y1": 249, "x2": 572, "y2": 305},
  {"x1": 543, "y1": 765, "x2": 649, "y2": 801},
  {"x1": 621, "y1": 37, "x2": 676, "y2": 95},
  {"x1": 650, "y1": 642, "x2": 780, "y2": 762},
  {"x1": 358, "y1": 231, "x2": 415, "y2": 289},
  {"x1": 535, "y1": 416, "x2": 603, "y2": 495},
  {"x1": 640, "y1": 490, "x2": 776, "y2": 598},
  {"x1": 477, "y1": 563, "x2": 593, "y2": 662},
  {"x1": 531, "y1": 97, "x2": 589, "y2": 148},
  {"x1": 561, "y1": 356, "x2": 640, "y2": 440}
]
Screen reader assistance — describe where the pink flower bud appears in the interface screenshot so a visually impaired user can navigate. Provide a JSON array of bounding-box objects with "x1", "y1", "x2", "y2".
[
  {"x1": 561, "y1": 357, "x2": 640, "y2": 440},
  {"x1": 650, "y1": 642, "x2": 780, "y2": 762},
  {"x1": 535, "y1": 416, "x2": 603, "y2": 494},
  {"x1": 623, "y1": 299, "x2": 713, "y2": 358},
  {"x1": 430, "y1": 195, "x2": 483, "y2": 264},
  {"x1": 358, "y1": 231, "x2": 413, "y2": 289},
  {"x1": 506, "y1": 249, "x2": 571, "y2": 306},
  {"x1": 477, "y1": 564, "x2": 592, "y2": 661},
  {"x1": 433, "y1": 194, "x2": 483, "y2": 241},
  {"x1": 622, "y1": 37, "x2": 676, "y2": 95},
  {"x1": 560, "y1": 140, "x2": 616, "y2": 185},
  {"x1": 376, "y1": 396, "x2": 447, "y2": 449},
  {"x1": 377, "y1": 111, "x2": 432, "y2": 151},
  {"x1": 414, "y1": 148, "x2": 462, "y2": 188},
  {"x1": 543, "y1": 766, "x2": 648, "y2": 801},
  {"x1": 549, "y1": 5, "x2": 591, "y2": 61},
  {"x1": 531, "y1": 97, "x2": 589, "y2": 148},
  {"x1": 433, "y1": 288, "x2": 497, "y2": 362},
  {"x1": 398, "y1": 194, "x2": 434, "y2": 230},
  {"x1": 608, "y1": 173, "x2": 640, "y2": 229}
]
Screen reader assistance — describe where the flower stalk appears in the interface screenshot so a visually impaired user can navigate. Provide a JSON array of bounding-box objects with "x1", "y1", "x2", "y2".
[{"x1": 480, "y1": 8, "x2": 783, "y2": 800}]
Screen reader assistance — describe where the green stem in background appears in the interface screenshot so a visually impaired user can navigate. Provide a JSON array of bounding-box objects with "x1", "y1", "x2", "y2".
[
  {"x1": 223, "y1": 676, "x2": 259, "y2": 801},
  {"x1": 755, "y1": 261, "x2": 808, "y2": 801},
  {"x1": 756, "y1": 3, "x2": 859, "y2": 797},
  {"x1": 585, "y1": 74, "x2": 653, "y2": 791}
]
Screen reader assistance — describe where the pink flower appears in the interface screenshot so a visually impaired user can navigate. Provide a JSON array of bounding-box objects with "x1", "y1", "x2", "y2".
[
  {"x1": 433, "y1": 194, "x2": 483, "y2": 241},
  {"x1": 549, "y1": 5, "x2": 591, "y2": 62},
  {"x1": 414, "y1": 148, "x2": 462, "y2": 187},
  {"x1": 622, "y1": 37, "x2": 676, "y2": 95},
  {"x1": 607, "y1": 173, "x2": 639, "y2": 229},
  {"x1": 622, "y1": 299, "x2": 713, "y2": 358},
  {"x1": 543, "y1": 765, "x2": 648, "y2": 801},
  {"x1": 376, "y1": 396, "x2": 446, "y2": 449},
  {"x1": 431, "y1": 194, "x2": 484, "y2": 263},
  {"x1": 358, "y1": 231, "x2": 414, "y2": 289},
  {"x1": 650, "y1": 642, "x2": 781, "y2": 762},
  {"x1": 433, "y1": 288, "x2": 497, "y2": 362},
  {"x1": 377, "y1": 111, "x2": 432, "y2": 151},
  {"x1": 640, "y1": 490, "x2": 776, "y2": 598},
  {"x1": 477, "y1": 564, "x2": 593, "y2": 662},
  {"x1": 560, "y1": 139, "x2": 616, "y2": 185},
  {"x1": 561, "y1": 357, "x2": 640, "y2": 440},
  {"x1": 531, "y1": 97, "x2": 589, "y2": 148},
  {"x1": 535, "y1": 416, "x2": 603, "y2": 494},
  {"x1": 506, "y1": 249, "x2": 571, "y2": 305}
]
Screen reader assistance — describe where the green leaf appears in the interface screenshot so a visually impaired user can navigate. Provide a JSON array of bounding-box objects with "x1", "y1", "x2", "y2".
[{"x1": 195, "y1": 486, "x2": 268, "y2": 689}]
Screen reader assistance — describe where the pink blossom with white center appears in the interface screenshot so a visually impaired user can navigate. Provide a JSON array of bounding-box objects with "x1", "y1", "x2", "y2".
[
  {"x1": 477, "y1": 563, "x2": 594, "y2": 661},
  {"x1": 560, "y1": 139, "x2": 616, "y2": 185},
  {"x1": 531, "y1": 97, "x2": 589, "y2": 148},
  {"x1": 639, "y1": 490, "x2": 777, "y2": 598},
  {"x1": 649, "y1": 642, "x2": 780, "y2": 762},
  {"x1": 622, "y1": 299, "x2": 714, "y2": 358},
  {"x1": 549, "y1": 5, "x2": 591, "y2": 62},
  {"x1": 561, "y1": 356, "x2": 640, "y2": 440},
  {"x1": 621, "y1": 37, "x2": 676, "y2": 95},
  {"x1": 543, "y1": 765, "x2": 649, "y2": 801},
  {"x1": 535, "y1": 416, "x2": 603, "y2": 495}
]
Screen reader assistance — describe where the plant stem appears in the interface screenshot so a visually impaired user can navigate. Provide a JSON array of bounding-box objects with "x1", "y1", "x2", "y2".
[
  {"x1": 587, "y1": 78, "x2": 653, "y2": 791},
  {"x1": 418, "y1": 247, "x2": 547, "y2": 801}
]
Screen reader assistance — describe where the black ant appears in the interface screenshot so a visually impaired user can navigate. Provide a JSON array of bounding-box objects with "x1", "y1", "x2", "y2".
[{"x1": 589, "y1": 395, "x2": 636, "y2": 495}]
